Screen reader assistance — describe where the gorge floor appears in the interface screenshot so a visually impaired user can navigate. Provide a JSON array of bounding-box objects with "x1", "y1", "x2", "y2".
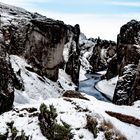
[{"x1": 79, "y1": 73, "x2": 111, "y2": 102}]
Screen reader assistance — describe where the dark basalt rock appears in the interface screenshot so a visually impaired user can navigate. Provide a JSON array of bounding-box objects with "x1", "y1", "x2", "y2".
[
  {"x1": 118, "y1": 20, "x2": 140, "y2": 45},
  {"x1": 65, "y1": 24, "x2": 81, "y2": 85},
  {"x1": 0, "y1": 42, "x2": 14, "y2": 114},
  {"x1": 7, "y1": 19, "x2": 67, "y2": 81},
  {"x1": 113, "y1": 64, "x2": 137, "y2": 105},
  {"x1": 65, "y1": 51, "x2": 81, "y2": 85},
  {"x1": 130, "y1": 62, "x2": 140, "y2": 102},
  {"x1": 105, "y1": 55, "x2": 118, "y2": 80},
  {"x1": 0, "y1": 2, "x2": 81, "y2": 113},
  {"x1": 89, "y1": 37, "x2": 116, "y2": 72},
  {"x1": 63, "y1": 90, "x2": 89, "y2": 100},
  {"x1": 24, "y1": 19, "x2": 67, "y2": 81},
  {"x1": 0, "y1": 30, "x2": 24, "y2": 114},
  {"x1": 113, "y1": 20, "x2": 140, "y2": 105}
]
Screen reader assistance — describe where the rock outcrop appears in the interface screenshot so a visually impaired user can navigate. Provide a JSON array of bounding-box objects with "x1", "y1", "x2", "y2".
[
  {"x1": 113, "y1": 20, "x2": 140, "y2": 105},
  {"x1": 65, "y1": 24, "x2": 81, "y2": 85},
  {"x1": 24, "y1": 19, "x2": 67, "y2": 81},
  {"x1": 105, "y1": 54, "x2": 118, "y2": 80},
  {"x1": 4, "y1": 16, "x2": 67, "y2": 81},
  {"x1": 89, "y1": 37, "x2": 116, "y2": 72},
  {"x1": 0, "y1": 31, "x2": 14, "y2": 114},
  {"x1": 0, "y1": 2, "x2": 80, "y2": 113},
  {"x1": 78, "y1": 33, "x2": 95, "y2": 73},
  {"x1": 131, "y1": 61, "x2": 140, "y2": 102}
]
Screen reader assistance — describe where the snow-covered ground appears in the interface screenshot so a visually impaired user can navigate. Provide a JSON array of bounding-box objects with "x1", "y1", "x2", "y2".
[
  {"x1": 10, "y1": 55, "x2": 76, "y2": 105},
  {"x1": 0, "y1": 55, "x2": 139, "y2": 140},
  {"x1": 95, "y1": 76, "x2": 118, "y2": 100},
  {"x1": 0, "y1": 95, "x2": 140, "y2": 140},
  {"x1": 1, "y1": 54, "x2": 139, "y2": 139}
]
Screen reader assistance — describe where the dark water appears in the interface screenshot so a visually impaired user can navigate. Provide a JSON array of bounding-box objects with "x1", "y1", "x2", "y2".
[{"x1": 79, "y1": 73, "x2": 110, "y2": 102}]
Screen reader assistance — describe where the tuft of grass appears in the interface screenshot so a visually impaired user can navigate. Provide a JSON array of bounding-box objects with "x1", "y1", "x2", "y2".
[
  {"x1": 99, "y1": 120, "x2": 127, "y2": 140},
  {"x1": 104, "y1": 131, "x2": 113, "y2": 140},
  {"x1": 6, "y1": 121, "x2": 30, "y2": 140},
  {"x1": 15, "y1": 130, "x2": 30, "y2": 140},
  {"x1": 38, "y1": 103, "x2": 73, "y2": 140},
  {"x1": 86, "y1": 115, "x2": 98, "y2": 138},
  {"x1": 86, "y1": 115, "x2": 127, "y2": 140},
  {"x1": 11, "y1": 127, "x2": 18, "y2": 139}
]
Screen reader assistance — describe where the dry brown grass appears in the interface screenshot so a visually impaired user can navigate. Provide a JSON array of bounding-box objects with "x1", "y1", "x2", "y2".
[
  {"x1": 63, "y1": 90, "x2": 89, "y2": 100},
  {"x1": 99, "y1": 120, "x2": 127, "y2": 140},
  {"x1": 106, "y1": 111, "x2": 140, "y2": 127},
  {"x1": 85, "y1": 115, "x2": 127, "y2": 140},
  {"x1": 86, "y1": 115, "x2": 98, "y2": 138}
]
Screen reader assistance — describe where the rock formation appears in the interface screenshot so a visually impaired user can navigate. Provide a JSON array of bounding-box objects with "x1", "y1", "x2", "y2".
[
  {"x1": 105, "y1": 54, "x2": 118, "y2": 80},
  {"x1": 0, "y1": 3, "x2": 80, "y2": 113},
  {"x1": 65, "y1": 24, "x2": 81, "y2": 85},
  {"x1": 113, "y1": 20, "x2": 140, "y2": 105},
  {"x1": 24, "y1": 19, "x2": 67, "y2": 81},
  {"x1": 89, "y1": 37, "x2": 116, "y2": 72},
  {"x1": 0, "y1": 31, "x2": 14, "y2": 114}
]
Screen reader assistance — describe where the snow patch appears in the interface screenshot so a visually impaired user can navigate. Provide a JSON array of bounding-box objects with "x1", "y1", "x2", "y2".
[
  {"x1": 10, "y1": 55, "x2": 76, "y2": 105},
  {"x1": 95, "y1": 76, "x2": 118, "y2": 100}
]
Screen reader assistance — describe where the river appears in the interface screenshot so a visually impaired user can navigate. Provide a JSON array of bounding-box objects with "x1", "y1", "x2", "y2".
[{"x1": 79, "y1": 73, "x2": 110, "y2": 102}]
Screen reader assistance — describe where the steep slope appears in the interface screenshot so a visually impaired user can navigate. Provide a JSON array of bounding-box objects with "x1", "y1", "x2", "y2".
[
  {"x1": 10, "y1": 55, "x2": 76, "y2": 105},
  {"x1": 0, "y1": 2, "x2": 80, "y2": 112}
]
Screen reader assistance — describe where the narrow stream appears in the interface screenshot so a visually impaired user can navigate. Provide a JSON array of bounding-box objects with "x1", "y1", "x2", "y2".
[{"x1": 79, "y1": 73, "x2": 110, "y2": 102}]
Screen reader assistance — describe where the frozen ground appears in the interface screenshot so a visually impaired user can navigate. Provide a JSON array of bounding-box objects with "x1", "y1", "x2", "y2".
[
  {"x1": 95, "y1": 76, "x2": 118, "y2": 100},
  {"x1": 10, "y1": 55, "x2": 76, "y2": 105},
  {"x1": 0, "y1": 94, "x2": 140, "y2": 140},
  {"x1": 0, "y1": 55, "x2": 139, "y2": 140}
]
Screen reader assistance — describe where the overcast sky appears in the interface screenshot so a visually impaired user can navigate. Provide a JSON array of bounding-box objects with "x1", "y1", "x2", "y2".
[{"x1": 1, "y1": 0, "x2": 140, "y2": 41}]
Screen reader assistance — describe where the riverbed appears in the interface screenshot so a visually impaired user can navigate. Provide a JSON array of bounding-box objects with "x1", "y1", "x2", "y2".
[{"x1": 79, "y1": 73, "x2": 110, "y2": 102}]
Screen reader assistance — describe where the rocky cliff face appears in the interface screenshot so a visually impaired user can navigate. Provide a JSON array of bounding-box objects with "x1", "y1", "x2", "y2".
[
  {"x1": 24, "y1": 19, "x2": 67, "y2": 81},
  {"x1": 89, "y1": 37, "x2": 116, "y2": 72},
  {"x1": 113, "y1": 20, "x2": 140, "y2": 105},
  {"x1": 0, "y1": 3, "x2": 80, "y2": 113},
  {"x1": 0, "y1": 33, "x2": 14, "y2": 113},
  {"x1": 65, "y1": 24, "x2": 81, "y2": 85}
]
